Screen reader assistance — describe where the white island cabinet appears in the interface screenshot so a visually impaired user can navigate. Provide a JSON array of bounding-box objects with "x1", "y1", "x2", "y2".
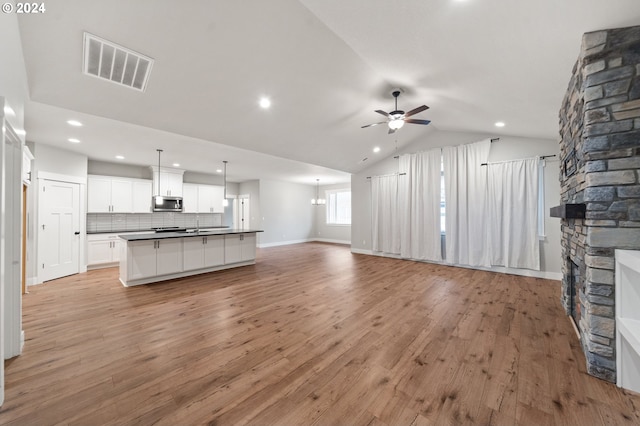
[
  {"x1": 127, "y1": 238, "x2": 183, "y2": 281},
  {"x1": 183, "y1": 235, "x2": 224, "y2": 271},
  {"x1": 224, "y1": 233, "x2": 256, "y2": 264},
  {"x1": 119, "y1": 229, "x2": 262, "y2": 286}
]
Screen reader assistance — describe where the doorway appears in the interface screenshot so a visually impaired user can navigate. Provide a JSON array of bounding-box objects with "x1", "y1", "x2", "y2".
[
  {"x1": 233, "y1": 194, "x2": 250, "y2": 230},
  {"x1": 38, "y1": 179, "x2": 81, "y2": 281}
]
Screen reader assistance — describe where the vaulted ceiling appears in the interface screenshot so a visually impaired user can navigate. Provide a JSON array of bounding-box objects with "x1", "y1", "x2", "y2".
[{"x1": 17, "y1": 0, "x2": 640, "y2": 183}]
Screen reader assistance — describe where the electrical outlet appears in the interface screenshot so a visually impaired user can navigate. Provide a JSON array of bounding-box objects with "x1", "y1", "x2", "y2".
[{"x1": 363, "y1": 240, "x2": 366, "y2": 245}]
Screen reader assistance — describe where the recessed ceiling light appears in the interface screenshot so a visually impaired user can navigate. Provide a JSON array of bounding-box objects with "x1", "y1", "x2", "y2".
[
  {"x1": 115, "y1": 155, "x2": 125, "y2": 160},
  {"x1": 495, "y1": 121, "x2": 505, "y2": 127},
  {"x1": 373, "y1": 146, "x2": 381, "y2": 153},
  {"x1": 173, "y1": 163, "x2": 180, "y2": 167},
  {"x1": 259, "y1": 97, "x2": 271, "y2": 109},
  {"x1": 67, "y1": 120, "x2": 83, "y2": 127},
  {"x1": 216, "y1": 169, "x2": 222, "y2": 173},
  {"x1": 68, "y1": 138, "x2": 80, "y2": 143}
]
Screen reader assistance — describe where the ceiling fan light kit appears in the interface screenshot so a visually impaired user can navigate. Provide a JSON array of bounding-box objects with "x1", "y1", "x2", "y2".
[{"x1": 362, "y1": 88, "x2": 430, "y2": 134}]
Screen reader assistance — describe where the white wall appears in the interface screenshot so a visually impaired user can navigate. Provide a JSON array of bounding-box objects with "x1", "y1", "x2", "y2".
[
  {"x1": 28, "y1": 143, "x2": 88, "y2": 285},
  {"x1": 32, "y1": 143, "x2": 88, "y2": 178},
  {"x1": 315, "y1": 182, "x2": 351, "y2": 244},
  {"x1": 0, "y1": 13, "x2": 28, "y2": 135},
  {"x1": 351, "y1": 129, "x2": 562, "y2": 278},
  {"x1": 0, "y1": 10, "x2": 29, "y2": 406},
  {"x1": 239, "y1": 180, "x2": 261, "y2": 242},
  {"x1": 88, "y1": 160, "x2": 151, "y2": 180},
  {"x1": 257, "y1": 179, "x2": 316, "y2": 247}
]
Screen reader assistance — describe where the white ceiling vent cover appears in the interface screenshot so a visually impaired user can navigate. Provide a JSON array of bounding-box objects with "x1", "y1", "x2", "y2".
[{"x1": 83, "y1": 32, "x2": 154, "y2": 92}]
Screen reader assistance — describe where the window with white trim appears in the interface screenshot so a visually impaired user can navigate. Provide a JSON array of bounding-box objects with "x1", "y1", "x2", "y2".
[{"x1": 326, "y1": 189, "x2": 351, "y2": 225}]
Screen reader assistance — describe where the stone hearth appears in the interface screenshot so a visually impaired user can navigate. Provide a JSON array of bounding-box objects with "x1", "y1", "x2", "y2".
[{"x1": 558, "y1": 25, "x2": 640, "y2": 382}]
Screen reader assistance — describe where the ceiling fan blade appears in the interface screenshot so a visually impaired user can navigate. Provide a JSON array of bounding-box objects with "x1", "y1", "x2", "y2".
[
  {"x1": 361, "y1": 121, "x2": 387, "y2": 129},
  {"x1": 404, "y1": 105, "x2": 429, "y2": 118},
  {"x1": 375, "y1": 110, "x2": 389, "y2": 117},
  {"x1": 405, "y1": 118, "x2": 431, "y2": 125},
  {"x1": 388, "y1": 127, "x2": 396, "y2": 135}
]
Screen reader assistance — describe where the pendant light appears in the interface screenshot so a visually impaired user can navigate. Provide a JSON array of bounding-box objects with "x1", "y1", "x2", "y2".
[
  {"x1": 222, "y1": 160, "x2": 229, "y2": 207},
  {"x1": 155, "y1": 149, "x2": 163, "y2": 202},
  {"x1": 311, "y1": 179, "x2": 326, "y2": 205}
]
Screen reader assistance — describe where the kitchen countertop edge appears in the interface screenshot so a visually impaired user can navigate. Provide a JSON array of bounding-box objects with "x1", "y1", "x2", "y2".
[{"x1": 119, "y1": 229, "x2": 264, "y2": 241}]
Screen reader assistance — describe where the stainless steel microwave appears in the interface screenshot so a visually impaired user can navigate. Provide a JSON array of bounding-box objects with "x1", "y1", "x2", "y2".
[{"x1": 152, "y1": 195, "x2": 183, "y2": 212}]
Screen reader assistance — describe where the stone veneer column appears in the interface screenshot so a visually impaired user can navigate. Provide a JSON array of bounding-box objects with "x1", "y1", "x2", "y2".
[{"x1": 558, "y1": 25, "x2": 640, "y2": 382}]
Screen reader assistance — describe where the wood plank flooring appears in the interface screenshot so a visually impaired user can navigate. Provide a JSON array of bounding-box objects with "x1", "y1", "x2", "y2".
[{"x1": 1, "y1": 242, "x2": 639, "y2": 425}]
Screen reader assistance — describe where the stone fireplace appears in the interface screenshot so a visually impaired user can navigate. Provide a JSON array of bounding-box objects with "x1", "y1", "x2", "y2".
[{"x1": 557, "y1": 25, "x2": 640, "y2": 382}]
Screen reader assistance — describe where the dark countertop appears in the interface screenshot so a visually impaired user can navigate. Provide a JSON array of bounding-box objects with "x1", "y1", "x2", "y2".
[
  {"x1": 88, "y1": 226, "x2": 229, "y2": 235},
  {"x1": 119, "y1": 229, "x2": 263, "y2": 241}
]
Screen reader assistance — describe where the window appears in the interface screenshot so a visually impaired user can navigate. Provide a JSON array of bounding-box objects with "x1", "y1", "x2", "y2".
[{"x1": 326, "y1": 189, "x2": 351, "y2": 225}]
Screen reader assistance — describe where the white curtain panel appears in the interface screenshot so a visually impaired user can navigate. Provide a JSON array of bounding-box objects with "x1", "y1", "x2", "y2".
[
  {"x1": 398, "y1": 149, "x2": 442, "y2": 261},
  {"x1": 487, "y1": 158, "x2": 540, "y2": 270},
  {"x1": 443, "y1": 139, "x2": 491, "y2": 267},
  {"x1": 371, "y1": 174, "x2": 400, "y2": 254}
]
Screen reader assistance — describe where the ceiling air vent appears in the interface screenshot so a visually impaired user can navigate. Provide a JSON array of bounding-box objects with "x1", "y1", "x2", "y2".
[{"x1": 83, "y1": 32, "x2": 154, "y2": 92}]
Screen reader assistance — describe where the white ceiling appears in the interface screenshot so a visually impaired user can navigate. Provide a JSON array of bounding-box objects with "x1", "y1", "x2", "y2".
[{"x1": 16, "y1": 0, "x2": 640, "y2": 184}]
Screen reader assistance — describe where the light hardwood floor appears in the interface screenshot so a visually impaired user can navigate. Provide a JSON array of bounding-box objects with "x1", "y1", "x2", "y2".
[{"x1": 1, "y1": 242, "x2": 639, "y2": 425}]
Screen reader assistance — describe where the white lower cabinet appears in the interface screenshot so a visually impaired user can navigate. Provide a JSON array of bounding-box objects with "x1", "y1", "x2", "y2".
[
  {"x1": 87, "y1": 234, "x2": 121, "y2": 268},
  {"x1": 225, "y1": 233, "x2": 256, "y2": 264},
  {"x1": 183, "y1": 235, "x2": 224, "y2": 271},
  {"x1": 128, "y1": 238, "x2": 183, "y2": 280}
]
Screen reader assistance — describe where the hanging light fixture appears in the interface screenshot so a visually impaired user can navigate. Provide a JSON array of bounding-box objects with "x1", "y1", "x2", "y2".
[
  {"x1": 155, "y1": 149, "x2": 163, "y2": 203},
  {"x1": 311, "y1": 179, "x2": 326, "y2": 205},
  {"x1": 222, "y1": 160, "x2": 229, "y2": 207},
  {"x1": 388, "y1": 114, "x2": 405, "y2": 130}
]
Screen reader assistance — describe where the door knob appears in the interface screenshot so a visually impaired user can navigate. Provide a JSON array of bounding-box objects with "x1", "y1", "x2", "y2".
[{"x1": 74, "y1": 231, "x2": 80, "y2": 235}]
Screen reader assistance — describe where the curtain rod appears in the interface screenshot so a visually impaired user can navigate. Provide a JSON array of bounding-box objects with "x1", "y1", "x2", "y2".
[
  {"x1": 366, "y1": 173, "x2": 406, "y2": 179},
  {"x1": 392, "y1": 138, "x2": 499, "y2": 159},
  {"x1": 481, "y1": 154, "x2": 556, "y2": 166}
]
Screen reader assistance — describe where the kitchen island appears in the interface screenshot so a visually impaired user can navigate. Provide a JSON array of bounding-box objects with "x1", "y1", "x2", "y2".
[{"x1": 119, "y1": 229, "x2": 263, "y2": 286}]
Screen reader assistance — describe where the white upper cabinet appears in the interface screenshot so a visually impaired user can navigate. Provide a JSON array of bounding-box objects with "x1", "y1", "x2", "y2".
[
  {"x1": 88, "y1": 175, "x2": 152, "y2": 213},
  {"x1": 182, "y1": 183, "x2": 224, "y2": 213},
  {"x1": 132, "y1": 180, "x2": 153, "y2": 213},
  {"x1": 182, "y1": 183, "x2": 199, "y2": 213},
  {"x1": 150, "y1": 166, "x2": 184, "y2": 197},
  {"x1": 110, "y1": 179, "x2": 134, "y2": 212}
]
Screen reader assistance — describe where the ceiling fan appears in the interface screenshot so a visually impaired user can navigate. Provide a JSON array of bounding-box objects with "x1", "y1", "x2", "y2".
[{"x1": 362, "y1": 89, "x2": 431, "y2": 134}]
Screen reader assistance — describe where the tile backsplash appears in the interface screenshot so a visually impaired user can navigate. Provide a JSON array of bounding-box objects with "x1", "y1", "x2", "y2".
[{"x1": 87, "y1": 213, "x2": 223, "y2": 233}]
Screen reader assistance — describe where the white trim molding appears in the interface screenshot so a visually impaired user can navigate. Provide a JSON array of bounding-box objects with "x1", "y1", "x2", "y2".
[{"x1": 352, "y1": 249, "x2": 562, "y2": 281}]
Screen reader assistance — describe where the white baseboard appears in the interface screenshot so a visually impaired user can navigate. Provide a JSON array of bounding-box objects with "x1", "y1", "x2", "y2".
[
  {"x1": 312, "y1": 238, "x2": 351, "y2": 245},
  {"x1": 258, "y1": 239, "x2": 313, "y2": 248},
  {"x1": 259, "y1": 238, "x2": 351, "y2": 248},
  {"x1": 350, "y1": 248, "x2": 373, "y2": 255},
  {"x1": 21, "y1": 330, "x2": 25, "y2": 352},
  {"x1": 351, "y1": 250, "x2": 562, "y2": 281}
]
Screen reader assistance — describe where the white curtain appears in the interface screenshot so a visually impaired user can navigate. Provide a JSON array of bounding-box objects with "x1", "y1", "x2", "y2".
[
  {"x1": 398, "y1": 149, "x2": 442, "y2": 261},
  {"x1": 371, "y1": 174, "x2": 400, "y2": 254},
  {"x1": 487, "y1": 158, "x2": 540, "y2": 270},
  {"x1": 443, "y1": 139, "x2": 491, "y2": 267}
]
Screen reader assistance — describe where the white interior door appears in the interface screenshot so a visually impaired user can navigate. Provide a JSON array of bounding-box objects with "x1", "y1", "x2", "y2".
[{"x1": 40, "y1": 180, "x2": 80, "y2": 281}]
